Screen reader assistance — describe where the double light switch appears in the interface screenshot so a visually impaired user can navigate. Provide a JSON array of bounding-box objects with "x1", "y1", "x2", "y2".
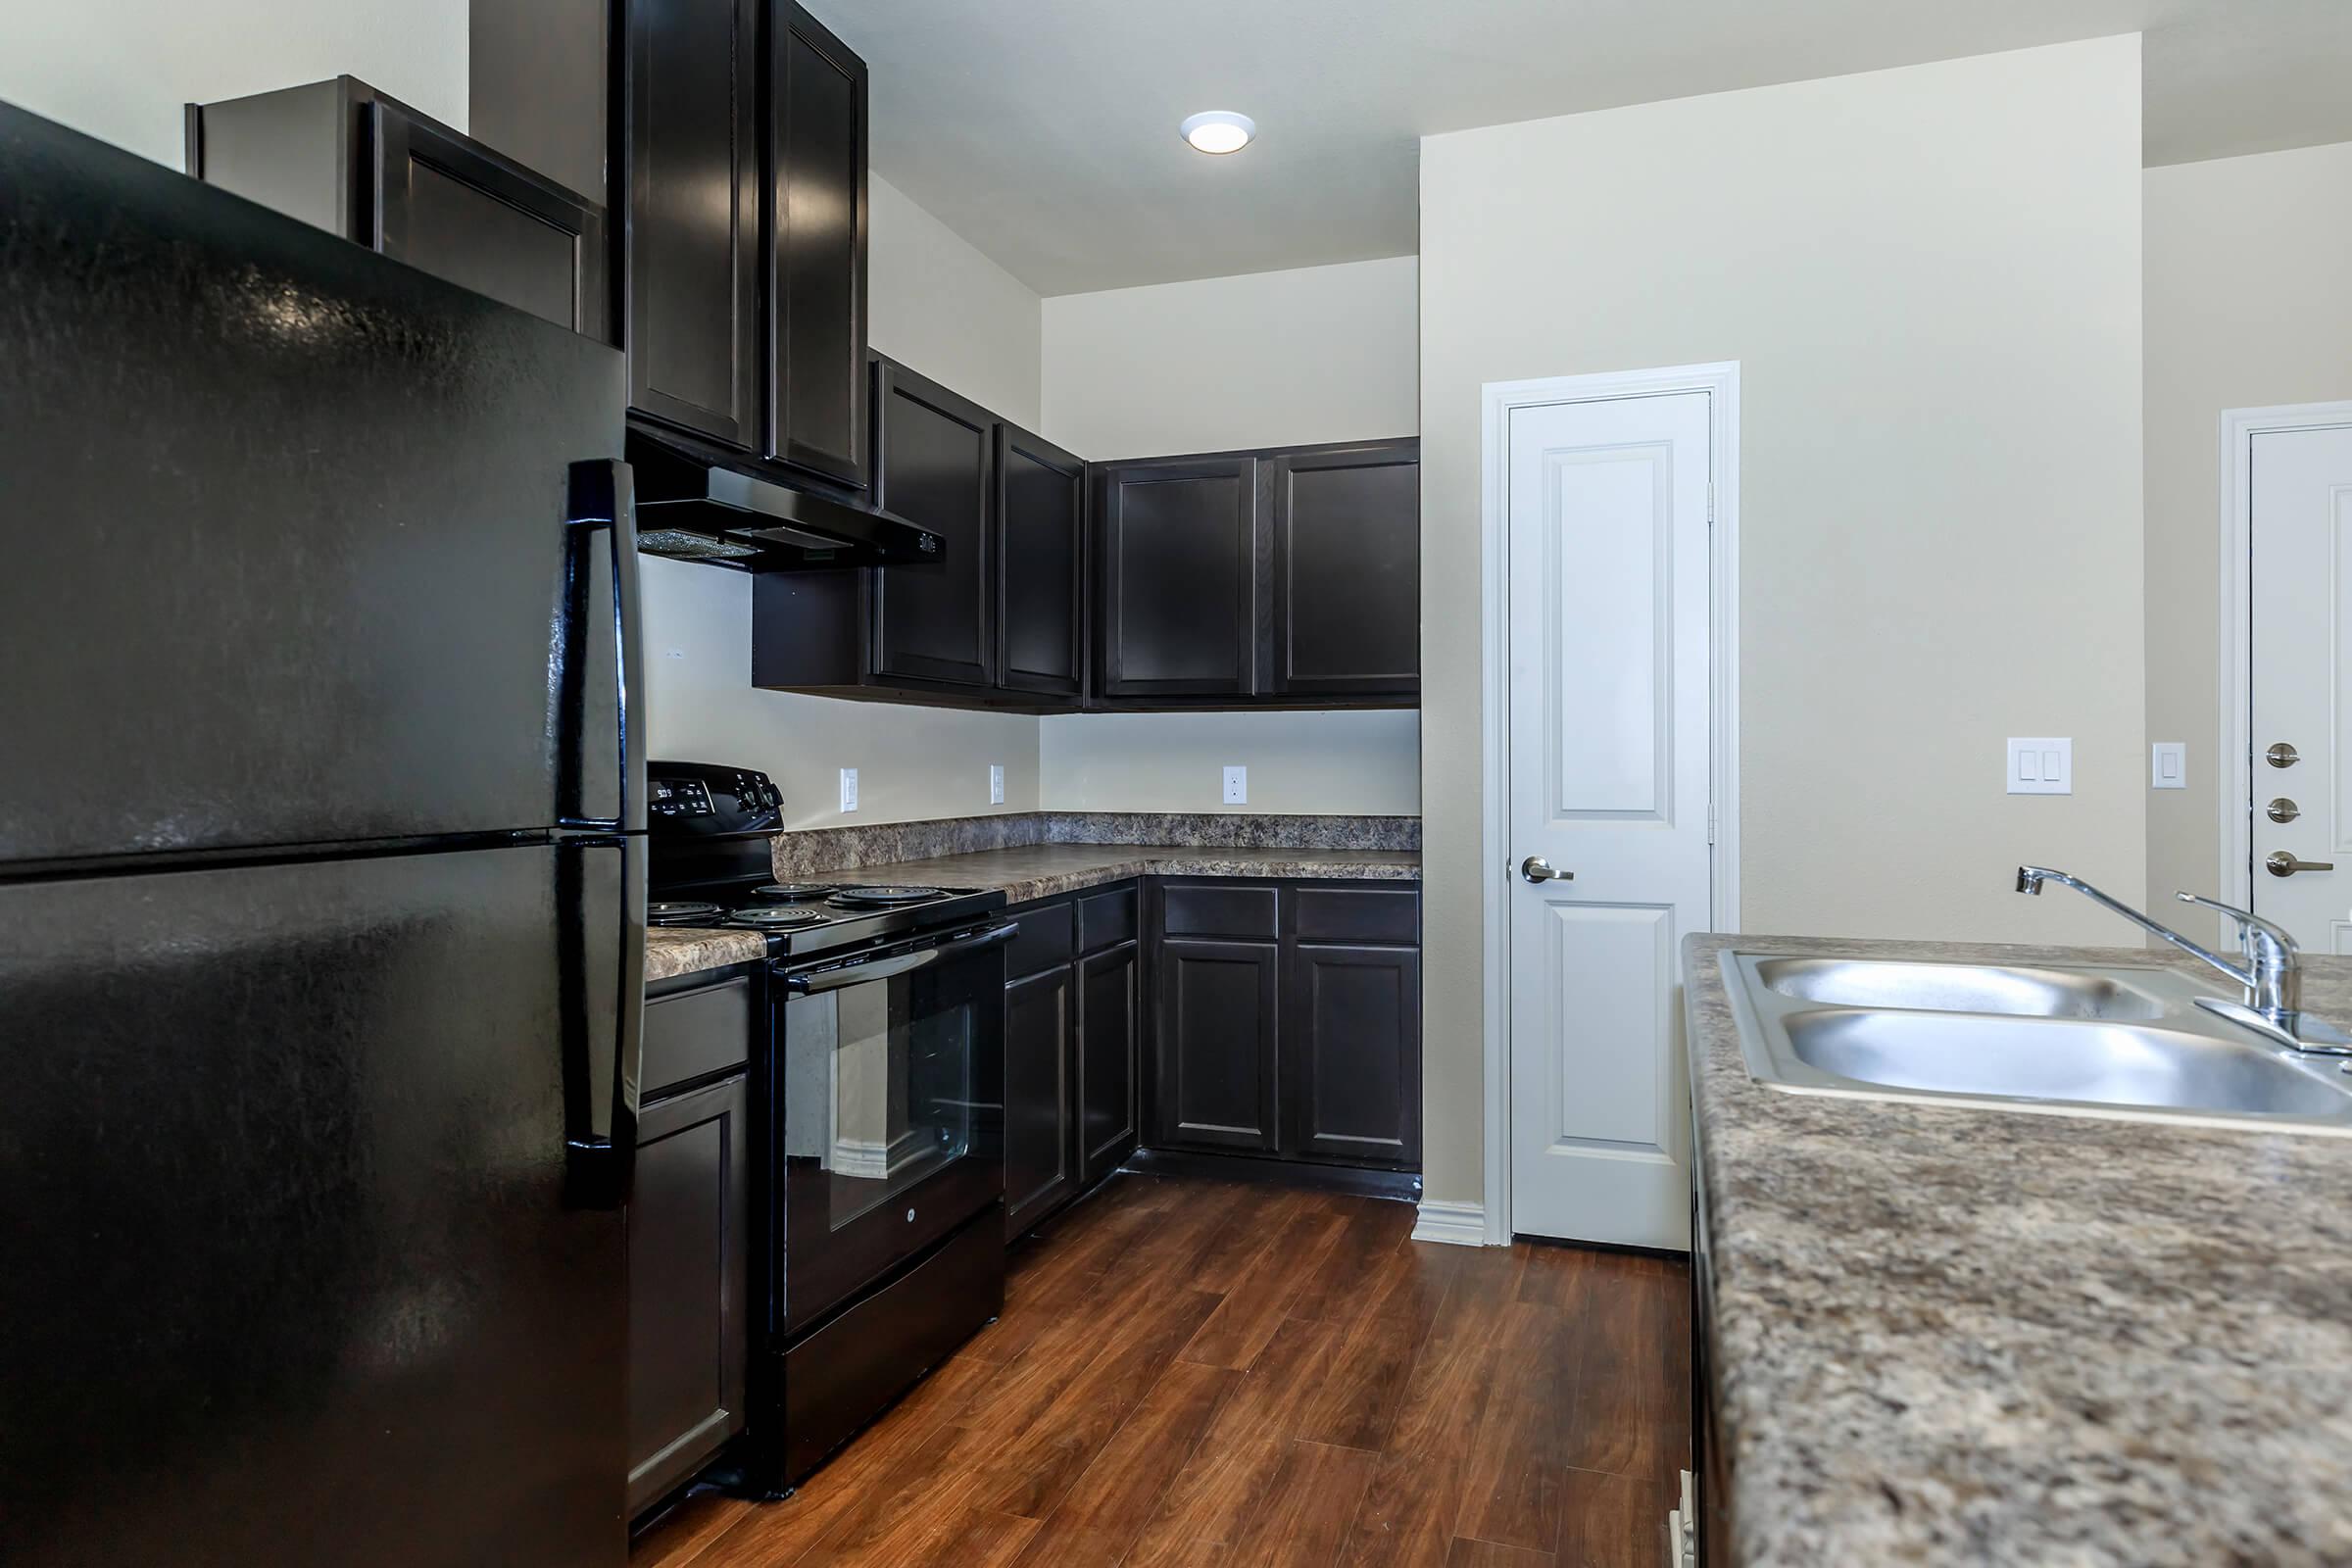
[{"x1": 2006, "y1": 738, "x2": 2072, "y2": 796}]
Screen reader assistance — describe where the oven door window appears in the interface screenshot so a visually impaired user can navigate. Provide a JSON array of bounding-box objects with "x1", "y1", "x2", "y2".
[{"x1": 783, "y1": 965, "x2": 979, "y2": 1233}]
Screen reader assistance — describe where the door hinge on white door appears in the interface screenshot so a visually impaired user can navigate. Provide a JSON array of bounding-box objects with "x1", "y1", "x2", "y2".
[
  {"x1": 1706, "y1": 483, "x2": 1716, "y2": 524},
  {"x1": 1707, "y1": 802, "x2": 1717, "y2": 845}
]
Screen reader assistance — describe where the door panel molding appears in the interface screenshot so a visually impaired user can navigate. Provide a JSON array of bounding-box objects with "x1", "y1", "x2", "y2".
[
  {"x1": 2221, "y1": 401, "x2": 2352, "y2": 915},
  {"x1": 1477, "y1": 363, "x2": 1740, "y2": 1249}
]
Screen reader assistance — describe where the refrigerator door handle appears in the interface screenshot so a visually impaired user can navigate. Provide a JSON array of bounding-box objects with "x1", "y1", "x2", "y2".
[
  {"x1": 563, "y1": 833, "x2": 645, "y2": 1208},
  {"x1": 563, "y1": 459, "x2": 646, "y2": 833}
]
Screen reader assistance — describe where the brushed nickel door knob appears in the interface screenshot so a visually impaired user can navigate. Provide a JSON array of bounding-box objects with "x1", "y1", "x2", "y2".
[
  {"x1": 2269, "y1": 798, "x2": 2302, "y2": 824},
  {"x1": 2266, "y1": 851, "x2": 2334, "y2": 877},
  {"x1": 2267, "y1": 742, "x2": 2301, "y2": 768},
  {"x1": 1519, "y1": 856, "x2": 1572, "y2": 884}
]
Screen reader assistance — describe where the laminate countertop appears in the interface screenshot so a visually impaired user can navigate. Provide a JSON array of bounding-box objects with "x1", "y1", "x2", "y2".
[
  {"x1": 643, "y1": 846, "x2": 1419, "y2": 982},
  {"x1": 1685, "y1": 931, "x2": 2352, "y2": 1567}
]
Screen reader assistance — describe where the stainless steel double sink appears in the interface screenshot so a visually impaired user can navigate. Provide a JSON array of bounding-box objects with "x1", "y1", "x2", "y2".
[{"x1": 1720, "y1": 952, "x2": 2352, "y2": 1133}]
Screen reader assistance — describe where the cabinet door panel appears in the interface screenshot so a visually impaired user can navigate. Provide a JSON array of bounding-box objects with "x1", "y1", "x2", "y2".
[
  {"x1": 625, "y1": 0, "x2": 760, "y2": 447},
  {"x1": 1078, "y1": 942, "x2": 1141, "y2": 1186},
  {"x1": 1153, "y1": 937, "x2": 1280, "y2": 1152},
  {"x1": 1285, "y1": 944, "x2": 1419, "y2": 1166},
  {"x1": 872, "y1": 359, "x2": 994, "y2": 688},
  {"x1": 628, "y1": 1073, "x2": 751, "y2": 1514},
  {"x1": 1270, "y1": 440, "x2": 1419, "y2": 695},
  {"x1": 769, "y1": 3, "x2": 867, "y2": 487},
  {"x1": 372, "y1": 100, "x2": 607, "y2": 337},
  {"x1": 996, "y1": 421, "x2": 1086, "y2": 699},
  {"x1": 1004, "y1": 965, "x2": 1076, "y2": 1239},
  {"x1": 1095, "y1": 456, "x2": 1257, "y2": 698}
]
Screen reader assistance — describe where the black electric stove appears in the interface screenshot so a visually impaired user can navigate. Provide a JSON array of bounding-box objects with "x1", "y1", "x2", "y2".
[{"x1": 645, "y1": 762, "x2": 1004, "y2": 959}]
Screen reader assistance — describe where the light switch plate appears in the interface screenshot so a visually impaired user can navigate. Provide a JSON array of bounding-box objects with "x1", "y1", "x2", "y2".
[
  {"x1": 989, "y1": 764, "x2": 1004, "y2": 806},
  {"x1": 1222, "y1": 765, "x2": 1248, "y2": 806},
  {"x1": 839, "y1": 767, "x2": 859, "y2": 813},
  {"x1": 2151, "y1": 742, "x2": 2186, "y2": 790},
  {"x1": 2006, "y1": 738, "x2": 2072, "y2": 796}
]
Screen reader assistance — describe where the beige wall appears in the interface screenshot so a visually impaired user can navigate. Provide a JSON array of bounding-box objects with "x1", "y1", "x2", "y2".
[
  {"x1": 2145, "y1": 140, "x2": 2352, "y2": 943},
  {"x1": 0, "y1": 0, "x2": 467, "y2": 169},
  {"x1": 871, "y1": 172, "x2": 1043, "y2": 427},
  {"x1": 1039, "y1": 255, "x2": 1424, "y2": 814},
  {"x1": 1040, "y1": 710, "x2": 1420, "y2": 814},
  {"x1": 1040, "y1": 256, "x2": 1418, "y2": 458},
  {"x1": 1419, "y1": 36, "x2": 2147, "y2": 1204},
  {"x1": 642, "y1": 172, "x2": 1049, "y2": 825}
]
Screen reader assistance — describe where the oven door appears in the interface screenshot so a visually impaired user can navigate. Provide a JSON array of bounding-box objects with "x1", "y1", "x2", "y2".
[{"x1": 776, "y1": 921, "x2": 1010, "y2": 1337}]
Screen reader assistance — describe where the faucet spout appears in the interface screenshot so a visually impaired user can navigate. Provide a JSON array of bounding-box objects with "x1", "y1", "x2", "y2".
[{"x1": 2014, "y1": 865, "x2": 2294, "y2": 1026}]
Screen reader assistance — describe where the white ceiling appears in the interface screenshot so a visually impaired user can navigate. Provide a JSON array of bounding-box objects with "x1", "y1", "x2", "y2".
[{"x1": 826, "y1": 0, "x2": 2352, "y2": 297}]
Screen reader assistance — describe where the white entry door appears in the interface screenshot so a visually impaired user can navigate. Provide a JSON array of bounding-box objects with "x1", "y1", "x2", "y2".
[
  {"x1": 2249, "y1": 421, "x2": 2352, "y2": 948},
  {"x1": 1506, "y1": 388, "x2": 1715, "y2": 1250}
]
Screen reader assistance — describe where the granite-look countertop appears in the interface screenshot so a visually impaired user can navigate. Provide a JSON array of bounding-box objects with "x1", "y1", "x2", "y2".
[
  {"x1": 817, "y1": 843, "x2": 1420, "y2": 906},
  {"x1": 1686, "y1": 931, "x2": 2352, "y2": 1566},
  {"x1": 645, "y1": 926, "x2": 768, "y2": 983},
  {"x1": 644, "y1": 846, "x2": 1420, "y2": 982}
]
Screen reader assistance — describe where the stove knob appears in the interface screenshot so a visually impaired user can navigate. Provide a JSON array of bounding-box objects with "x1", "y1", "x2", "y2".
[{"x1": 906, "y1": 1208, "x2": 915, "y2": 1224}]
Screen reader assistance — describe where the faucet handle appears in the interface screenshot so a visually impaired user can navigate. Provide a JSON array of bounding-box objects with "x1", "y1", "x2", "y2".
[{"x1": 2174, "y1": 892, "x2": 2298, "y2": 959}]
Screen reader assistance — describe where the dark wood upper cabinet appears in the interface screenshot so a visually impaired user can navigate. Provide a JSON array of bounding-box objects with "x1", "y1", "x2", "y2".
[
  {"x1": 768, "y1": 3, "x2": 868, "y2": 488},
  {"x1": 185, "y1": 77, "x2": 605, "y2": 339},
  {"x1": 1093, "y1": 455, "x2": 1261, "y2": 700},
  {"x1": 996, "y1": 422, "x2": 1087, "y2": 700},
  {"x1": 870, "y1": 358, "x2": 995, "y2": 688},
  {"x1": 1269, "y1": 439, "x2": 1420, "y2": 696},
  {"x1": 620, "y1": 0, "x2": 761, "y2": 449}
]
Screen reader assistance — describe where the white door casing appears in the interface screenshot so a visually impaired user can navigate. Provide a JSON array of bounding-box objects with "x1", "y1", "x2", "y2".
[
  {"x1": 1502, "y1": 387, "x2": 1716, "y2": 1250},
  {"x1": 2239, "y1": 418, "x2": 2352, "y2": 951}
]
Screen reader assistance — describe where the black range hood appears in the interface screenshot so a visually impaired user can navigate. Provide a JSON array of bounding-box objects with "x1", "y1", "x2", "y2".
[{"x1": 625, "y1": 428, "x2": 942, "y2": 570}]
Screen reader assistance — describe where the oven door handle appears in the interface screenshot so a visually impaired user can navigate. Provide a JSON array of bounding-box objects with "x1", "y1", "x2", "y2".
[{"x1": 783, "y1": 921, "x2": 1018, "y2": 995}]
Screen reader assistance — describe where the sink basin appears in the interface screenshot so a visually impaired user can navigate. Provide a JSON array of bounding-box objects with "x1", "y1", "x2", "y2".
[
  {"x1": 1754, "y1": 956, "x2": 2167, "y2": 1020},
  {"x1": 1782, "y1": 1009, "x2": 2352, "y2": 1118},
  {"x1": 1719, "y1": 950, "x2": 2352, "y2": 1133}
]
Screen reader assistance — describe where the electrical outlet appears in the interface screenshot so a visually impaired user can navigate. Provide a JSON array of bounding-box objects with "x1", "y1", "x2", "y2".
[
  {"x1": 989, "y1": 764, "x2": 1004, "y2": 806},
  {"x1": 1222, "y1": 765, "x2": 1248, "y2": 806},
  {"x1": 839, "y1": 767, "x2": 859, "y2": 813}
]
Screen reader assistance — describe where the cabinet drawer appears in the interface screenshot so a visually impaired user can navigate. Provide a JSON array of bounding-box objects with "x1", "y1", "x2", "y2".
[
  {"x1": 1004, "y1": 898, "x2": 1074, "y2": 978},
  {"x1": 643, "y1": 975, "x2": 754, "y2": 1098},
  {"x1": 1161, "y1": 883, "x2": 1279, "y2": 940},
  {"x1": 1077, "y1": 884, "x2": 1138, "y2": 953},
  {"x1": 1291, "y1": 886, "x2": 1419, "y2": 947}
]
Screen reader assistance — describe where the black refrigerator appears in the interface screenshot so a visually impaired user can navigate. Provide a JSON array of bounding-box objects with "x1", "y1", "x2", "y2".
[{"x1": 0, "y1": 104, "x2": 645, "y2": 1564}]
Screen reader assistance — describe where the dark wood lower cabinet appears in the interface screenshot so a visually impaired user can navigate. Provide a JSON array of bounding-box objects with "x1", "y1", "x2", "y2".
[
  {"x1": 1003, "y1": 964, "x2": 1076, "y2": 1239},
  {"x1": 1285, "y1": 942, "x2": 1420, "y2": 1165},
  {"x1": 1077, "y1": 942, "x2": 1141, "y2": 1186},
  {"x1": 1153, "y1": 937, "x2": 1283, "y2": 1153},
  {"x1": 1148, "y1": 879, "x2": 1421, "y2": 1174},
  {"x1": 1003, "y1": 887, "x2": 1142, "y2": 1242},
  {"x1": 627, "y1": 1070, "x2": 751, "y2": 1515}
]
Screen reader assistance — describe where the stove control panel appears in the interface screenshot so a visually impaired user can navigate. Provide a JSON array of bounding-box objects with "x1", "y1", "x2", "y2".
[{"x1": 648, "y1": 761, "x2": 783, "y2": 833}]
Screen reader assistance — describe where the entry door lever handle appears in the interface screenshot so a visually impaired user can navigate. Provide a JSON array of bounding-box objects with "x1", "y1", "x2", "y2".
[{"x1": 1519, "y1": 856, "x2": 1572, "y2": 884}]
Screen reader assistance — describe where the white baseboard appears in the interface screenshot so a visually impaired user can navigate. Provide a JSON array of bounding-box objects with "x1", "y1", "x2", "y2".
[{"x1": 1409, "y1": 1200, "x2": 1489, "y2": 1248}]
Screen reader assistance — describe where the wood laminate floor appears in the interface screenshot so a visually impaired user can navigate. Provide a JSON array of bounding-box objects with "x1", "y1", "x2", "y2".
[{"x1": 635, "y1": 1175, "x2": 1691, "y2": 1568}]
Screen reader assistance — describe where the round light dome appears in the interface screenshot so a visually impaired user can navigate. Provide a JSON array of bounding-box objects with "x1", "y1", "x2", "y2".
[{"x1": 1179, "y1": 111, "x2": 1256, "y2": 155}]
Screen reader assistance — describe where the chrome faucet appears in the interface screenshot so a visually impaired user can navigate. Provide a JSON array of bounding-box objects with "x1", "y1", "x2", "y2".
[{"x1": 2015, "y1": 866, "x2": 2350, "y2": 1054}]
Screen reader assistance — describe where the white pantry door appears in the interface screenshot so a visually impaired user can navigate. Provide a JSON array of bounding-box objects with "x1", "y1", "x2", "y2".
[
  {"x1": 1507, "y1": 389, "x2": 1714, "y2": 1249},
  {"x1": 2249, "y1": 422, "x2": 2352, "y2": 949}
]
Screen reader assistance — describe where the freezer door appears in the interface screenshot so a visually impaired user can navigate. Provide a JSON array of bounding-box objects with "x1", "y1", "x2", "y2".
[
  {"x1": 0, "y1": 841, "x2": 637, "y2": 1566},
  {"x1": 0, "y1": 104, "x2": 630, "y2": 866}
]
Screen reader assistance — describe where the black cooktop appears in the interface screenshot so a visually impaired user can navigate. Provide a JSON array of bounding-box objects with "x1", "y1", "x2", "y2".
[{"x1": 646, "y1": 876, "x2": 1004, "y2": 962}]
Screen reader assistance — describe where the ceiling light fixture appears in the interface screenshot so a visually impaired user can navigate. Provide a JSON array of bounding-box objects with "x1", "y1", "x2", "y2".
[{"x1": 1179, "y1": 111, "x2": 1255, "y2": 155}]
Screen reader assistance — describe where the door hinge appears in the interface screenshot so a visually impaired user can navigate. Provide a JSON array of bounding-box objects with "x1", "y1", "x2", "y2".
[
  {"x1": 1707, "y1": 802, "x2": 1717, "y2": 846},
  {"x1": 1706, "y1": 483, "x2": 1716, "y2": 524}
]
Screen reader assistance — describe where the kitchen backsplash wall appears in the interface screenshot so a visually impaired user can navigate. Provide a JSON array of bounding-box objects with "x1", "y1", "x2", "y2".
[
  {"x1": 770, "y1": 811, "x2": 1421, "y2": 877},
  {"x1": 1038, "y1": 709, "x2": 1421, "y2": 814}
]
